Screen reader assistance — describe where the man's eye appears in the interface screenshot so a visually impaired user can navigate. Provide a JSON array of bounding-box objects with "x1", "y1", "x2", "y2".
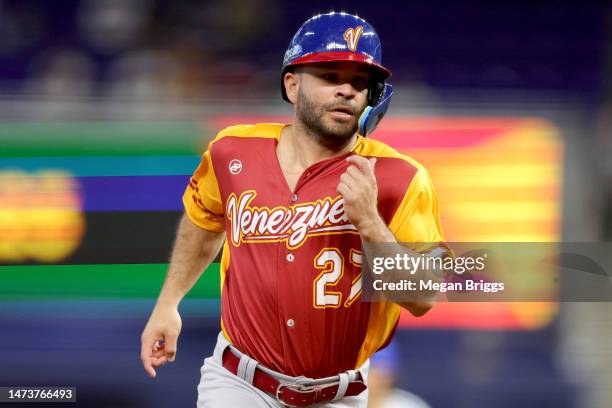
[
  {"x1": 354, "y1": 78, "x2": 368, "y2": 88},
  {"x1": 322, "y1": 73, "x2": 337, "y2": 82}
]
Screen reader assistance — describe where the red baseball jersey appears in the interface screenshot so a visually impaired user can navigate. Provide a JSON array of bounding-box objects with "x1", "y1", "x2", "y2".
[{"x1": 183, "y1": 123, "x2": 445, "y2": 378}]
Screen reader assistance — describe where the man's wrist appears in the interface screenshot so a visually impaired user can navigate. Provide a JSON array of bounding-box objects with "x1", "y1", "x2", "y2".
[
  {"x1": 156, "y1": 290, "x2": 182, "y2": 310},
  {"x1": 357, "y1": 214, "x2": 394, "y2": 242}
]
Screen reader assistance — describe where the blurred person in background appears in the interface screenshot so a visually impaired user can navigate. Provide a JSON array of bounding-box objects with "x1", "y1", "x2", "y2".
[{"x1": 367, "y1": 341, "x2": 431, "y2": 408}]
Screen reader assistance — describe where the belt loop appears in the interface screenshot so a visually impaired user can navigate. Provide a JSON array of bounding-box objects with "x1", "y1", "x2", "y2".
[
  {"x1": 237, "y1": 353, "x2": 258, "y2": 385},
  {"x1": 244, "y1": 358, "x2": 258, "y2": 384},
  {"x1": 237, "y1": 355, "x2": 249, "y2": 382},
  {"x1": 333, "y1": 373, "x2": 349, "y2": 401}
]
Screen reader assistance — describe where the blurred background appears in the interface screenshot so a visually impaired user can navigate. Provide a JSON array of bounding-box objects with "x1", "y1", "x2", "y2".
[{"x1": 0, "y1": 0, "x2": 611, "y2": 406}]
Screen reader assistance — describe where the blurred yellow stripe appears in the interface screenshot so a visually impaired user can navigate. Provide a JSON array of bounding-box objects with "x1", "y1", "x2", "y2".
[
  {"x1": 445, "y1": 201, "x2": 560, "y2": 220},
  {"x1": 431, "y1": 164, "x2": 559, "y2": 182},
  {"x1": 442, "y1": 219, "x2": 560, "y2": 235},
  {"x1": 437, "y1": 185, "x2": 561, "y2": 201},
  {"x1": 408, "y1": 145, "x2": 561, "y2": 163},
  {"x1": 448, "y1": 233, "x2": 559, "y2": 242}
]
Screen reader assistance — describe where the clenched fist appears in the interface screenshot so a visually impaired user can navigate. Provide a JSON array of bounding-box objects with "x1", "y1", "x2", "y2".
[{"x1": 337, "y1": 155, "x2": 380, "y2": 231}]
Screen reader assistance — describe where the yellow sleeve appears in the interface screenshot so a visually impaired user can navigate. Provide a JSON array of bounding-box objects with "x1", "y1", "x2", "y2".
[
  {"x1": 182, "y1": 147, "x2": 225, "y2": 232},
  {"x1": 355, "y1": 168, "x2": 446, "y2": 368},
  {"x1": 388, "y1": 168, "x2": 445, "y2": 247}
]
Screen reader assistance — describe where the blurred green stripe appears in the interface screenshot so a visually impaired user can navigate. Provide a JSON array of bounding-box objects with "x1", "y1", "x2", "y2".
[
  {"x1": 0, "y1": 122, "x2": 207, "y2": 157},
  {"x1": 0, "y1": 263, "x2": 221, "y2": 300},
  {"x1": 0, "y1": 299, "x2": 221, "y2": 318}
]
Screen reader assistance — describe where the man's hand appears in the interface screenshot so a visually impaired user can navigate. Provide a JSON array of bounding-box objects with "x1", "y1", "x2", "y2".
[
  {"x1": 140, "y1": 306, "x2": 182, "y2": 378},
  {"x1": 139, "y1": 215, "x2": 225, "y2": 378},
  {"x1": 337, "y1": 155, "x2": 380, "y2": 231}
]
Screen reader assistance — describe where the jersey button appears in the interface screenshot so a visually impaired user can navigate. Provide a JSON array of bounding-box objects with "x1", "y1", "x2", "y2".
[
  {"x1": 286, "y1": 253, "x2": 295, "y2": 262},
  {"x1": 291, "y1": 193, "x2": 298, "y2": 202},
  {"x1": 286, "y1": 319, "x2": 295, "y2": 328}
]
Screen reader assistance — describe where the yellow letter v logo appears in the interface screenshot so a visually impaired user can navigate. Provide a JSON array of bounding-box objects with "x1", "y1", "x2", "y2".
[{"x1": 343, "y1": 26, "x2": 364, "y2": 51}]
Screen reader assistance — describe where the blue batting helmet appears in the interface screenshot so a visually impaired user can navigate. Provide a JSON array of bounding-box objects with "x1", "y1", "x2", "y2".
[{"x1": 281, "y1": 12, "x2": 393, "y2": 137}]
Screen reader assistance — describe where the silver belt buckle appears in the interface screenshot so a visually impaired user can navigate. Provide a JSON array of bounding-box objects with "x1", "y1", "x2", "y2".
[
  {"x1": 275, "y1": 382, "x2": 317, "y2": 407},
  {"x1": 294, "y1": 377, "x2": 317, "y2": 389}
]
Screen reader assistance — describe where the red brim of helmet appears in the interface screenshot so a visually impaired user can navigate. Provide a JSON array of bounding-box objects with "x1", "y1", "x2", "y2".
[{"x1": 287, "y1": 51, "x2": 392, "y2": 79}]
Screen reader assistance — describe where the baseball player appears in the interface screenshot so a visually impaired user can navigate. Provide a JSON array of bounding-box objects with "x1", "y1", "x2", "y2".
[{"x1": 141, "y1": 12, "x2": 446, "y2": 407}]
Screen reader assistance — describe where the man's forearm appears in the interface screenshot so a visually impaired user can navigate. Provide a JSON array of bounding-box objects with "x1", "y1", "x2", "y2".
[
  {"x1": 156, "y1": 214, "x2": 225, "y2": 309},
  {"x1": 359, "y1": 215, "x2": 441, "y2": 310}
]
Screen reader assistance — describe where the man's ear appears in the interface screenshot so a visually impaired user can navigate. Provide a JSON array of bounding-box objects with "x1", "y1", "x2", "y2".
[{"x1": 284, "y1": 71, "x2": 299, "y2": 104}]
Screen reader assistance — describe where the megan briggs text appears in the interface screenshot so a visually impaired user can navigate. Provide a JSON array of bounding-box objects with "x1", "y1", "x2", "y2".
[{"x1": 373, "y1": 279, "x2": 505, "y2": 293}]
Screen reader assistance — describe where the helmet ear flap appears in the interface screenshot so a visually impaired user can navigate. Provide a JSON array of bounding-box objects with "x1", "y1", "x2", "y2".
[
  {"x1": 368, "y1": 78, "x2": 385, "y2": 106},
  {"x1": 359, "y1": 83, "x2": 393, "y2": 137}
]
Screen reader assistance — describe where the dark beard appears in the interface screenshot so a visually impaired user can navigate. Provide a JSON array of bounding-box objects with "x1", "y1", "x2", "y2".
[{"x1": 296, "y1": 87, "x2": 359, "y2": 149}]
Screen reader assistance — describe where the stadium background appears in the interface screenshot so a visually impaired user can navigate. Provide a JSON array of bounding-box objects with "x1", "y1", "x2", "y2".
[{"x1": 0, "y1": 0, "x2": 611, "y2": 406}]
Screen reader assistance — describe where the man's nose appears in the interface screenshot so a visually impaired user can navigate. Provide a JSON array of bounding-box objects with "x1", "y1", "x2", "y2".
[{"x1": 335, "y1": 82, "x2": 357, "y2": 99}]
